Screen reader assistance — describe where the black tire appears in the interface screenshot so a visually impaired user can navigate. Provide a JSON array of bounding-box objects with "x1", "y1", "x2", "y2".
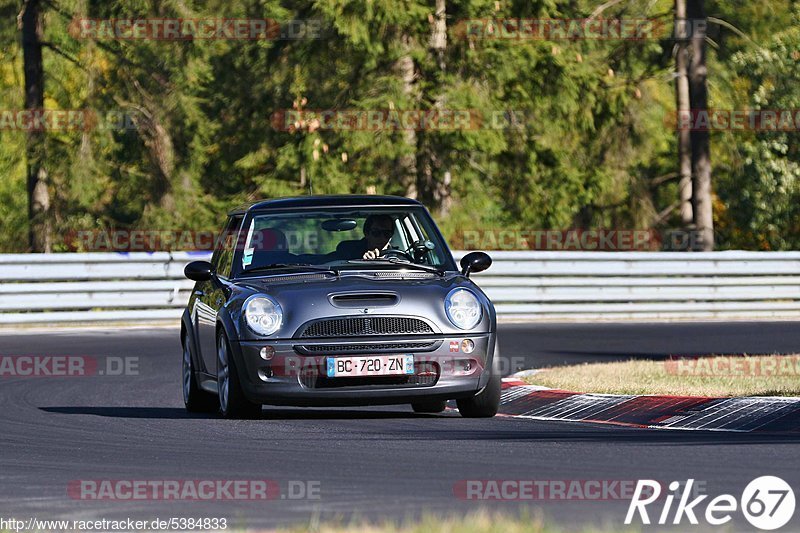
[
  {"x1": 182, "y1": 337, "x2": 218, "y2": 413},
  {"x1": 411, "y1": 399, "x2": 447, "y2": 413},
  {"x1": 457, "y1": 345, "x2": 501, "y2": 418},
  {"x1": 217, "y1": 331, "x2": 262, "y2": 419}
]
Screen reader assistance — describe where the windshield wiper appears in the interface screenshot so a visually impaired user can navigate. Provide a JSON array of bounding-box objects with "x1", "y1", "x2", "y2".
[
  {"x1": 346, "y1": 258, "x2": 445, "y2": 276},
  {"x1": 242, "y1": 263, "x2": 339, "y2": 276}
]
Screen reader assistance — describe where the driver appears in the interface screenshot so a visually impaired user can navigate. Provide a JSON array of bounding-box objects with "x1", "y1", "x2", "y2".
[{"x1": 335, "y1": 214, "x2": 395, "y2": 260}]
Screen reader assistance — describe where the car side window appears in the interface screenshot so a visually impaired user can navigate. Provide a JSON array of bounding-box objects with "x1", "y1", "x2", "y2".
[{"x1": 212, "y1": 215, "x2": 243, "y2": 279}]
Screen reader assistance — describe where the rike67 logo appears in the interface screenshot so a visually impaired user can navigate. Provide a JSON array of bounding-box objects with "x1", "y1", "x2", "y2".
[{"x1": 625, "y1": 476, "x2": 795, "y2": 530}]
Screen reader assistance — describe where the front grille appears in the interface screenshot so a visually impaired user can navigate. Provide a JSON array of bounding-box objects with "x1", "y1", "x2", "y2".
[
  {"x1": 295, "y1": 341, "x2": 439, "y2": 355},
  {"x1": 298, "y1": 316, "x2": 434, "y2": 338}
]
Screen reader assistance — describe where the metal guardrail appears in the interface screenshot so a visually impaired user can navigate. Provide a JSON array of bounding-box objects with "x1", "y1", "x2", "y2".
[
  {"x1": 0, "y1": 252, "x2": 204, "y2": 324},
  {"x1": 470, "y1": 251, "x2": 800, "y2": 320},
  {"x1": 2, "y1": 251, "x2": 800, "y2": 323}
]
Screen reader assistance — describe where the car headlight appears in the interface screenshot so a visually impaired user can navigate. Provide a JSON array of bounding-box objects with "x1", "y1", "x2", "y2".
[
  {"x1": 445, "y1": 288, "x2": 482, "y2": 330},
  {"x1": 244, "y1": 295, "x2": 283, "y2": 336}
]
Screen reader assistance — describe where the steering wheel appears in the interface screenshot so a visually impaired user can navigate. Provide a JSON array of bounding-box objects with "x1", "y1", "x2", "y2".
[{"x1": 380, "y1": 248, "x2": 415, "y2": 261}]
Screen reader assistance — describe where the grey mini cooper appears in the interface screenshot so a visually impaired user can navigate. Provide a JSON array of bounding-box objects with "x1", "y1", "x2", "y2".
[{"x1": 181, "y1": 195, "x2": 499, "y2": 419}]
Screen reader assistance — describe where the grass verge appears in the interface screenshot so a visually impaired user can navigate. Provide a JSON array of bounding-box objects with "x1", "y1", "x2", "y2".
[
  {"x1": 280, "y1": 510, "x2": 635, "y2": 533},
  {"x1": 522, "y1": 355, "x2": 800, "y2": 397}
]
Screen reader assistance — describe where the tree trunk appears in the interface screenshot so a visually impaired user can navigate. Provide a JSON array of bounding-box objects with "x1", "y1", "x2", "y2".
[
  {"x1": 429, "y1": 0, "x2": 447, "y2": 71},
  {"x1": 21, "y1": 0, "x2": 52, "y2": 252},
  {"x1": 687, "y1": 0, "x2": 713, "y2": 251},
  {"x1": 431, "y1": 0, "x2": 451, "y2": 215},
  {"x1": 417, "y1": 0, "x2": 451, "y2": 214},
  {"x1": 393, "y1": 45, "x2": 418, "y2": 199},
  {"x1": 674, "y1": 0, "x2": 693, "y2": 230}
]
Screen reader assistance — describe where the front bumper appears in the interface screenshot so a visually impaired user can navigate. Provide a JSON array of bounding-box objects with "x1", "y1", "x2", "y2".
[{"x1": 230, "y1": 333, "x2": 496, "y2": 406}]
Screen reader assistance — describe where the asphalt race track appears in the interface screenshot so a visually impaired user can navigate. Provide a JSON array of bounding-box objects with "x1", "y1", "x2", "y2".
[{"x1": 1, "y1": 322, "x2": 799, "y2": 531}]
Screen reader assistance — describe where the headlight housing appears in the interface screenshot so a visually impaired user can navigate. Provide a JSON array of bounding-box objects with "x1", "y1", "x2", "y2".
[
  {"x1": 445, "y1": 288, "x2": 482, "y2": 330},
  {"x1": 243, "y1": 295, "x2": 283, "y2": 336}
]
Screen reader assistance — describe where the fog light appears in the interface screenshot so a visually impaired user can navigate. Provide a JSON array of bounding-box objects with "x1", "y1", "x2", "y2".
[
  {"x1": 461, "y1": 339, "x2": 475, "y2": 354},
  {"x1": 260, "y1": 346, "x2": 275, "y2": 360}
]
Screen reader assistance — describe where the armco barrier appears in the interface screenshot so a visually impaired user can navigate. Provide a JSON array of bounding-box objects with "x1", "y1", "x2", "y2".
[
  {"x1": 0, "y1": 252, "x2": 206, "y2": 324},
  {"x1": 1, "y1": 251, "x2": 800, "y2": 324}
]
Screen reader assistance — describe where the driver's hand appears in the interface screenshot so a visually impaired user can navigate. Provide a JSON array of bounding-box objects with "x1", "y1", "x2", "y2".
[{"x1": 363, "y1": 248, "x2": 381, "y2": 260}]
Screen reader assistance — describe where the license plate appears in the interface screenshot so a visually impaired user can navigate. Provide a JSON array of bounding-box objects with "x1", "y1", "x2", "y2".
[{"x1": 326, "y1": 355, "x2": 415, "y2": 378}]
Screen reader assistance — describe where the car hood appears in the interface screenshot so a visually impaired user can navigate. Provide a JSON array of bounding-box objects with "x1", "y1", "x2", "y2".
[{"x1": 232, "y1": 271, "x2": 495, "y2": 339}]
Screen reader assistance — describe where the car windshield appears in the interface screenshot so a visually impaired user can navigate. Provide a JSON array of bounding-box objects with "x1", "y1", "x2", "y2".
[{"x1": 233, "y1": 207, "x2": 456, "y2": 277}]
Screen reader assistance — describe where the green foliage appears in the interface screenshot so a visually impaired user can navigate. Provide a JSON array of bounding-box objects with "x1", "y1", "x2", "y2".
[
  {"x1": 0, "y1": 0, "x2": 798, "y2": 251},
  {"x1": 717, "y1": 14, "x2": 800, "y2": 249}
]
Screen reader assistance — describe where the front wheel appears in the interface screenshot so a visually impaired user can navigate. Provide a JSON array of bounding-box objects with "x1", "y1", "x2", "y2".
[
  {"x1": 456, "y1": 345, "x2": 501, "y2": 418},
  {"x1": 217, "y1": 331, "x2": 262, "y2": 419}
]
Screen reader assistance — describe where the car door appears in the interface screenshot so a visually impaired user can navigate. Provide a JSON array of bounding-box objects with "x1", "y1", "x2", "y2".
[{"x1": 196, "y1": 215, "x2": 242, "y2": 374}]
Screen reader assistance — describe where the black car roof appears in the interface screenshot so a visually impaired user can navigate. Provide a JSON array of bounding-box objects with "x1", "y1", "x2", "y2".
[{"x1": 228, "y1": 195, "x2": 423, "y2": 215}]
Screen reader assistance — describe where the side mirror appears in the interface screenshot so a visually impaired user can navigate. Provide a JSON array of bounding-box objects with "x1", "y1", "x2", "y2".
[
  {"x1": 460, "y1": 251, "x2": 492, "y2": 277},
  {"x1": 185, "y1": 260, "x2": 214, "y2": 282}
]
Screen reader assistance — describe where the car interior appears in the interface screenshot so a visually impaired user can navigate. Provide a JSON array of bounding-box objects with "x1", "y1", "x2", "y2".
[{"x1": 240, "y1": 213, "x2": 444, "y2": 271}]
